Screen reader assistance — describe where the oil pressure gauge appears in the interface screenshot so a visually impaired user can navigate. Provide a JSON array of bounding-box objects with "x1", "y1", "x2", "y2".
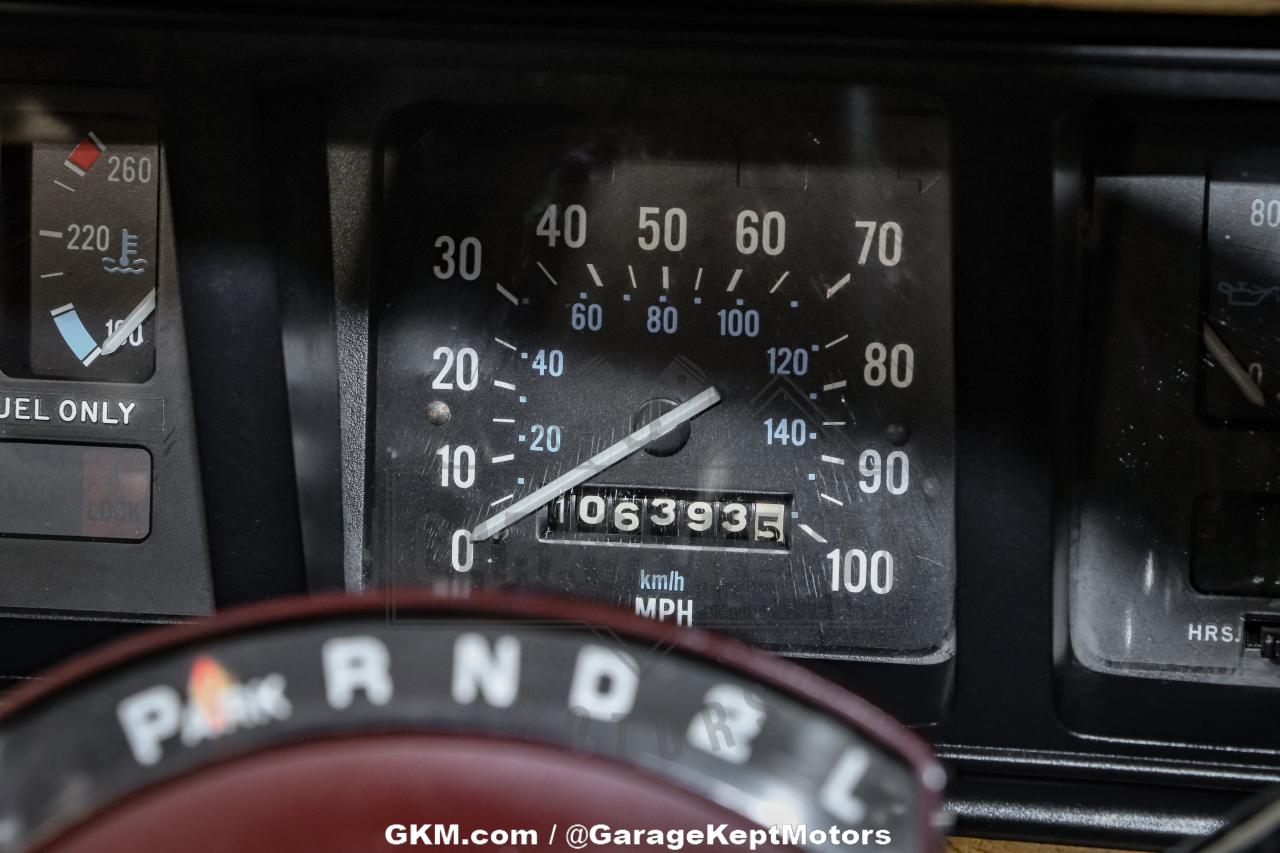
[
  {"x1": 1202, "y1": 164, "x2": 1280, "y2": 427},
  {"x1": 1071, "y1": 115, "x2": 1280, "y2": 694},
  {"x1": 1, "y1": 114, "x2": 159, "y2": 383}
]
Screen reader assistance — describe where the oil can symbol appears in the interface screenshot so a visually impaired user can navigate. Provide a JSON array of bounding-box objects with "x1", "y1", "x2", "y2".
[{"x1": 1218, "y1": 280, "x2": 1280, "y2": 308}]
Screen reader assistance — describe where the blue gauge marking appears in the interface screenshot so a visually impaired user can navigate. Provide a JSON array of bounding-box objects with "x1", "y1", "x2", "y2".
[{"x1": 49, "y1": 303, "x2": 103, "y2": 365}]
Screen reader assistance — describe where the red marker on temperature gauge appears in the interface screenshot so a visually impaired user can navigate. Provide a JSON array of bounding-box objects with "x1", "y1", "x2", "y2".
[{"x1": 62, "y1": 131, "x2": 106, "y2": 177}]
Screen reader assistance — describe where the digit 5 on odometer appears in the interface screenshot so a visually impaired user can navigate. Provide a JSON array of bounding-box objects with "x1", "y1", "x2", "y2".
[{"x1": 372, "y1": 86, "x2": 955, "y2": 659}]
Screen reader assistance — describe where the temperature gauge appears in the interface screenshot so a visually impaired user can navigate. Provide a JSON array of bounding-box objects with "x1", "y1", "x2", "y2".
[{"x1": 1, "y1": 115, "x2": 159, "y2": 383}]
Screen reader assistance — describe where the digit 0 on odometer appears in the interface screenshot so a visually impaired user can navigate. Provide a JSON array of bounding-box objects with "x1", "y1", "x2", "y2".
[{"x1": 373, "y1": 89, "x2": 955, "y2": 658}]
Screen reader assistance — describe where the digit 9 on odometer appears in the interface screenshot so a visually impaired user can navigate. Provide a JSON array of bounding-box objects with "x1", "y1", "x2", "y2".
[{"x1": 373, "y1": 90, "x2": 955, "y2": 659}]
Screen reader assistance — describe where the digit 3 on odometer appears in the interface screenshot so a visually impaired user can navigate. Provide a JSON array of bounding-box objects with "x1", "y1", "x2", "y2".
[{"x1": 374, "y1": 96, "x2": 955, "y2": 658}]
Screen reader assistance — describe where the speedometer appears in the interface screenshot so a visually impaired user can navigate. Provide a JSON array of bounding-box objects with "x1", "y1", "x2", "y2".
[{"x1": 372, "y1": 85, "x2": 954, "y2": 659}]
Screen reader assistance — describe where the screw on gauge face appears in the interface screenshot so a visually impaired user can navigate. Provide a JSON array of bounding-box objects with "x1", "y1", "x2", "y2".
[
  {"x1": 426, "y1": 401, "x2": 451, "y2": 426},
  {"x1": 886, "y1": 422, "x2": 911, "y2": 446}
]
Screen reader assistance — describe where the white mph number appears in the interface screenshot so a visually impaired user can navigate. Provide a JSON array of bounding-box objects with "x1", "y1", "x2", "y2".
[{"x1": 828, "y1": 549, "x2": 895, "y2": 595}]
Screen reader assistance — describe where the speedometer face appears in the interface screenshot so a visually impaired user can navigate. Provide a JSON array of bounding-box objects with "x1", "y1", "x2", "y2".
[{"x1": 373, "y1": 88, "x2": 955, "y2": 658}]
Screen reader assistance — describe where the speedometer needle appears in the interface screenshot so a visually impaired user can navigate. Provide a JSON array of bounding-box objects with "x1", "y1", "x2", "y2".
[
  {"x1": 470, "y1": 386, "x2": 722, "y2": 542},
  {"x1": 99, "y1": 287, "x2": 157, "y2": 357}
]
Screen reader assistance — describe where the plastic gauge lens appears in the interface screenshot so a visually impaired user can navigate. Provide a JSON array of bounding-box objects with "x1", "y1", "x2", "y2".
[
  {"x1": 1, "y1": 114, "x2": 159, "y2": 383},
  {"x1": 373, "y1": 92, "x2": 956, "y2": 658}
]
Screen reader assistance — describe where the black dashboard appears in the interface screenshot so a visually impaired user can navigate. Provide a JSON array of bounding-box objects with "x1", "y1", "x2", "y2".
[{"x1": 1, "y1": 2, "x2": 1280, "y2": 848}]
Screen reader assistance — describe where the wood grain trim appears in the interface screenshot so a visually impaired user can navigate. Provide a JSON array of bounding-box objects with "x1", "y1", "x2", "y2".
[{"x1": 949, "y1": 837, "x2": 1137, "y2": 853}]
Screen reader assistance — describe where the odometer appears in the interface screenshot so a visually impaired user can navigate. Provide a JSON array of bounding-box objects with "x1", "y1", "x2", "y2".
[{"x1": 372, "y1": 86, "x2": 955, "y2": 659}]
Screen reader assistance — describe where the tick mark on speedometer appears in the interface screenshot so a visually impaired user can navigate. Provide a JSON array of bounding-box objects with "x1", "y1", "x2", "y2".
[
  {"x1": 727, "y1": 269, "x2": 743, "y2": 292},
  {"x1": 799, "y1": 524, "x2": 828, "y2": 544},
  {"x1": 769, "y1": 271, "x2": 790, "y2": 293},
  {"x1": 586, "y1": 263, "x2": 605, "y2": 288},
  {"x1": 496, "y1": 283, "x2": 520, "y2": 306},
  {"x1": 535, "y1": 262, "x2": 558, "y2": 286}
]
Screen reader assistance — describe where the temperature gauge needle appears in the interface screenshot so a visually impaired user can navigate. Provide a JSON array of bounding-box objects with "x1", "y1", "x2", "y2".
[
  {"x1": 470, "y1": 386, "x2": 722, "y2": 542},
  {"x1": 1203, "y1": 323, "x2": 1266, "y2": 408},
  {"x1": 99, "y1": 287, "x2": 157, "y2": 357}
]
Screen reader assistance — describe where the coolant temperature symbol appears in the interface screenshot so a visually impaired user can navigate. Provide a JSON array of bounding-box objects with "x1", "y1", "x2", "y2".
[{"x1": 103, "y1": 228, "x2": 147, "y2": 274}]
